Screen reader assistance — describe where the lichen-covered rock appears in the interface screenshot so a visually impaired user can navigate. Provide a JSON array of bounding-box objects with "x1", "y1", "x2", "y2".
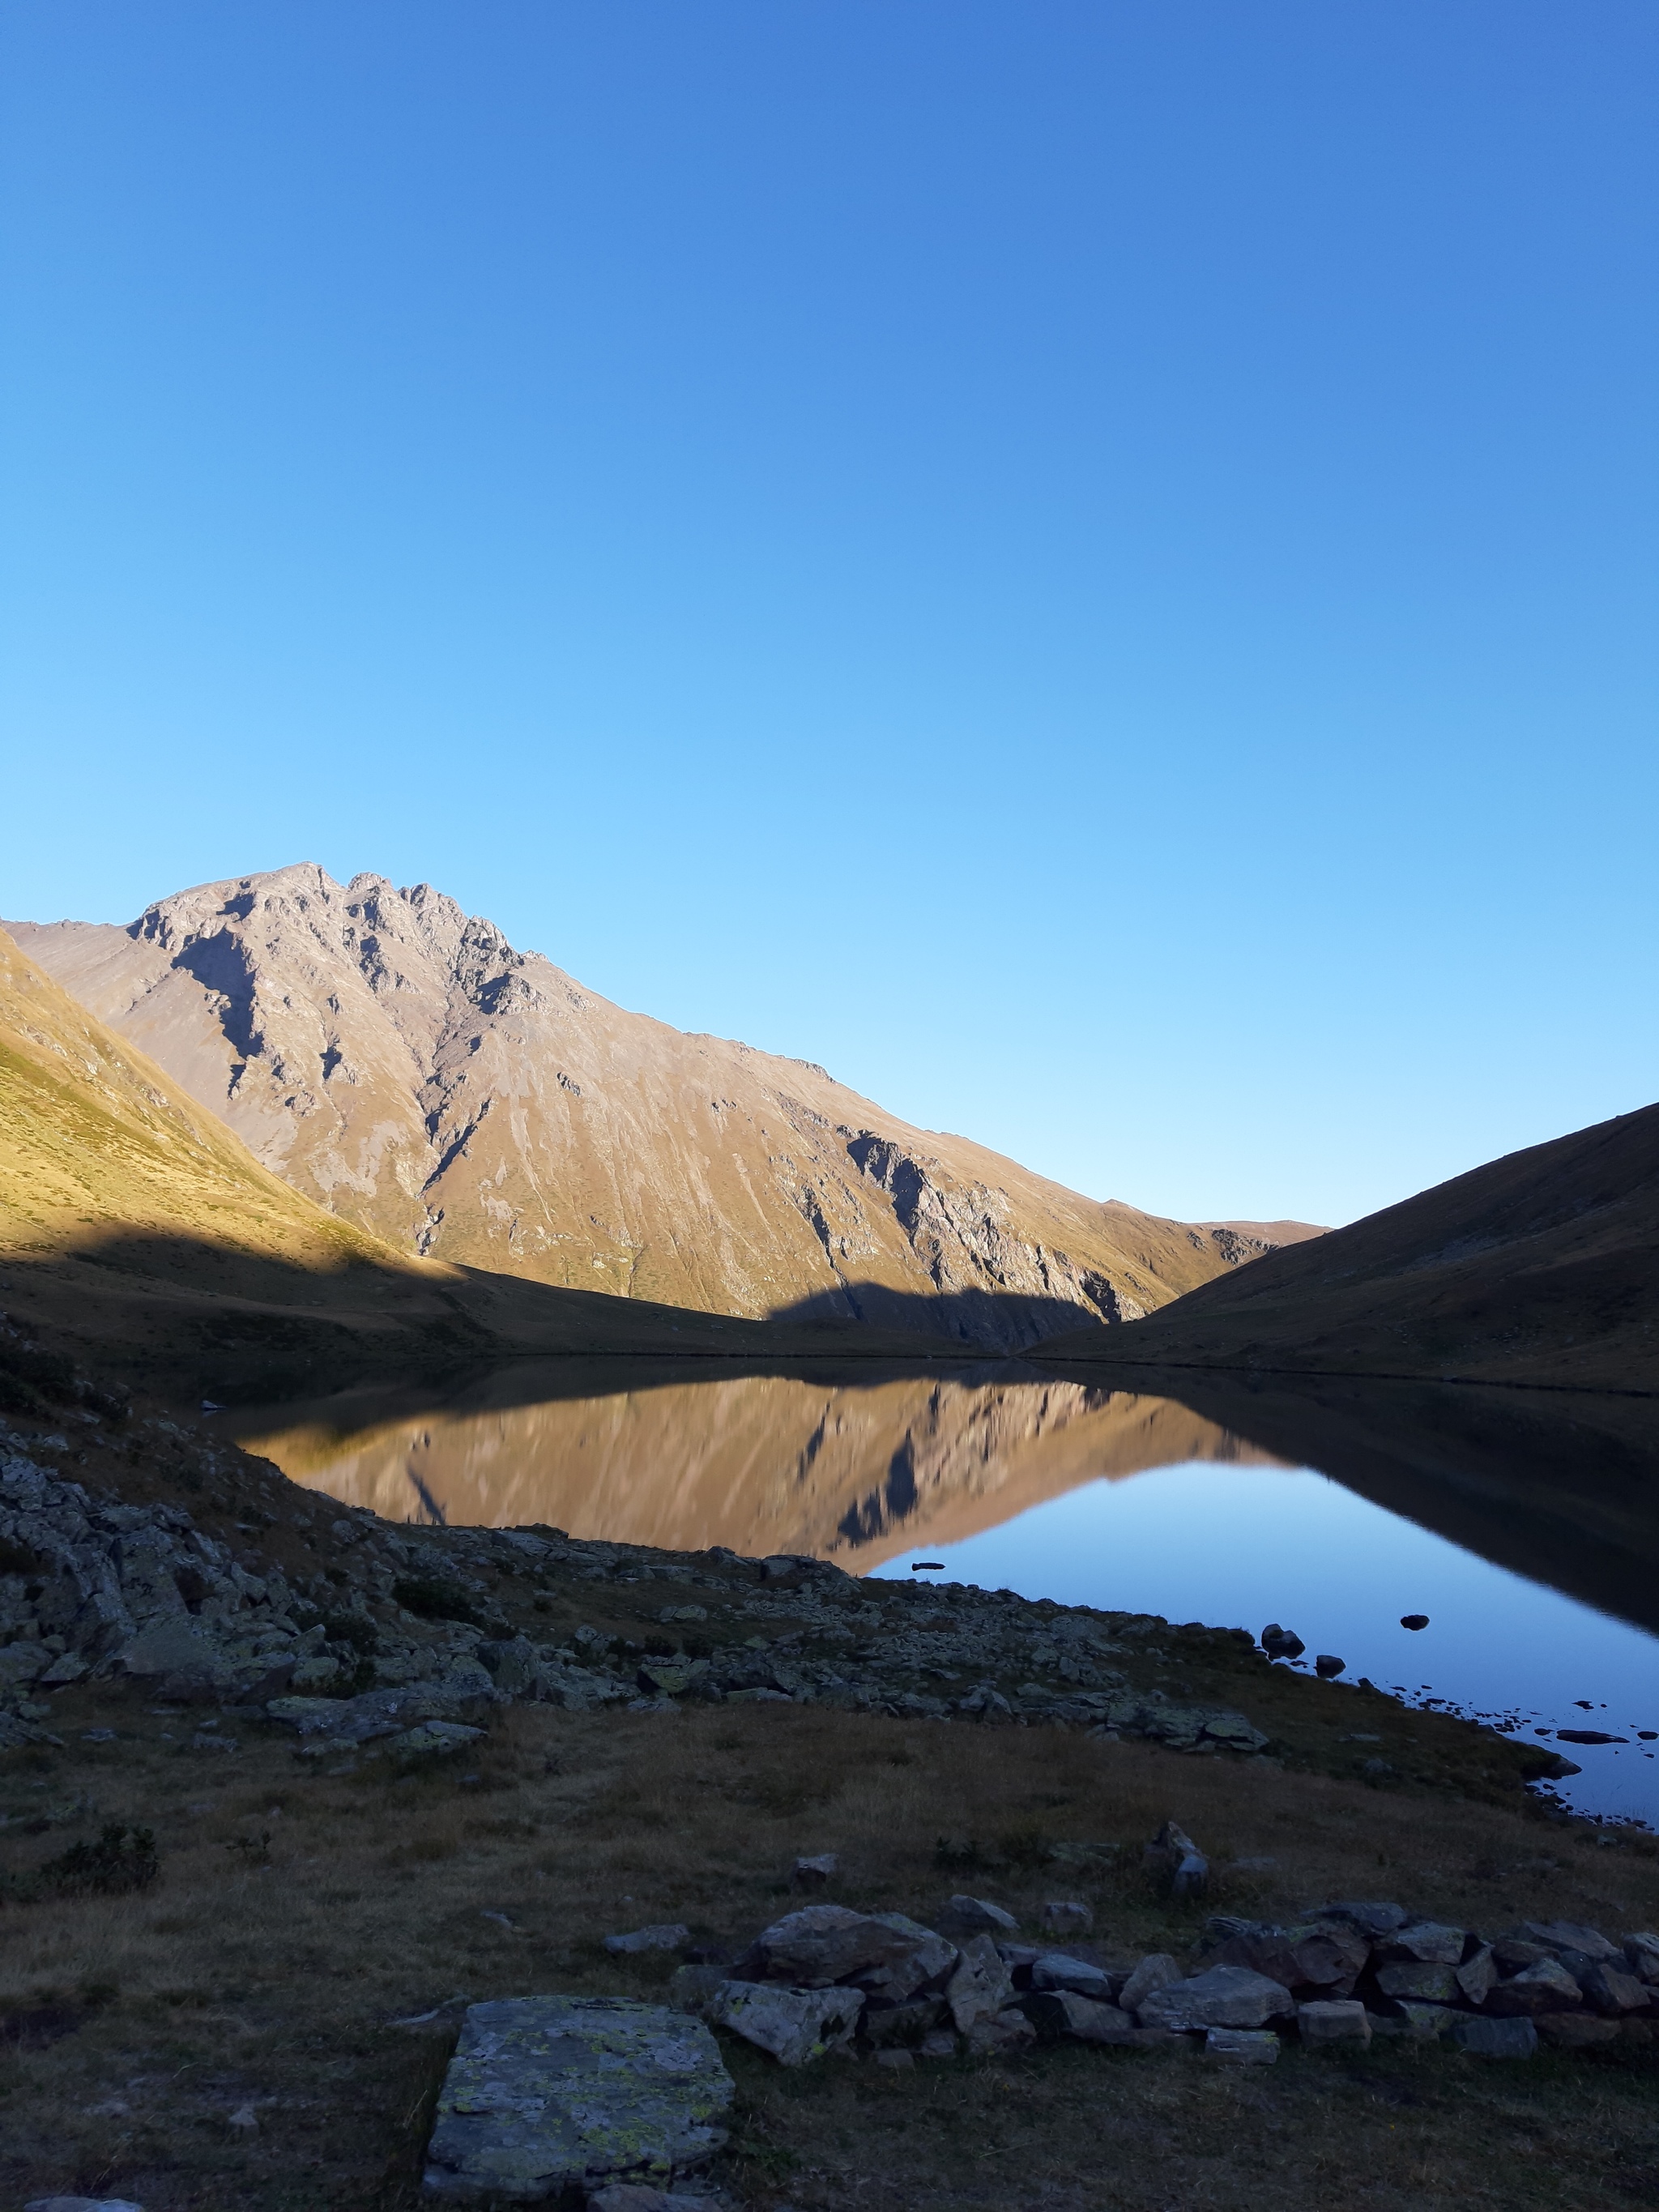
[
  {"x1": 422, "y1": 1996, "x2": 731, "y2": 2200},
  {"x1": 704, "y1": 1980, "x2": 864, "y2": 2066}
]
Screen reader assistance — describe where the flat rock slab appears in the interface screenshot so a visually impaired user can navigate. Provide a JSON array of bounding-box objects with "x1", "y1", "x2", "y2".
[{"x1": 422, "y1": 1996, "x2": 732, "y2": 2200}]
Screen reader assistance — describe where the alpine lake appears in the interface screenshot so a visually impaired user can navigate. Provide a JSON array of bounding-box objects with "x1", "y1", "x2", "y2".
[{"x1": 231, "y1": 1357, "x2": 1659, "y2": 1827}]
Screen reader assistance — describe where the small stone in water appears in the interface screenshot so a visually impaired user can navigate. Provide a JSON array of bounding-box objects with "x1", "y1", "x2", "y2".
[
  {"x1": 1401, "y1": 1615, "x2": 1429, "y2": 1631},
  {"x1": 1314, "y1": 1655, "x2": 1345, "y2": 1678}
]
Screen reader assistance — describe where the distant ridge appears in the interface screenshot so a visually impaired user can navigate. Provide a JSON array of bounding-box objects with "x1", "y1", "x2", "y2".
[
  {"x1": 10, "y1": 865, "x2": 1320, "y2": 1351},
  {"x1": 1041, "y1": 1103, "x2": 1659, "y2": 1391}
]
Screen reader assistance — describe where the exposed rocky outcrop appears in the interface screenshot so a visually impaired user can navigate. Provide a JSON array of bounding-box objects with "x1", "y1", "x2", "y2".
[{"x1": 10, "y1": 869, "x2": 1319, "y2": 1350}]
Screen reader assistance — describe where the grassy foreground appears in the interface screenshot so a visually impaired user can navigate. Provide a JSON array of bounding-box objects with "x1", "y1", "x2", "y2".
[{"x1": 5, "y1": 1634, "x2": 1659, "y2": 2208}]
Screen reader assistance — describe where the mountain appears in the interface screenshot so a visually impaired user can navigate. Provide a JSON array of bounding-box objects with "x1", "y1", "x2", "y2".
[
  {"x1": 0, "y1": 925, "x2": 936, "y2": 1403},
  {"x1": 1040, "y1": 1102, "x2": 1659, "y2": 1390},
  {"x1": 9, "y1": 865, "x2": 1320, "y2": 1351}
]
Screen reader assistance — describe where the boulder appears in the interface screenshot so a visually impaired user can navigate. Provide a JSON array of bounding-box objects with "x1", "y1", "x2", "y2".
[
  {"x1": 605, "y1": 1926, "x2": 691, "y2": 1957},
  {"x1": 1452, "y1": 2015, "x2": 1537, "y2": 2059},
  {"x1": 1146, "y1": 1820, "x2": 1208, "y2": 1898},
  {"x1": 1260, "y1": 1625, "x2": 1305, "y2": 1660},
  {"x1": 1456, "y1": 1947, "x2": 1497, "y2": 2008},
  {"x1": 1375, "y1": 1964, "x2": 1460, "y2": 2005},
  {"x1": 1119, "y1": 1955, "x2": 1183, "y2": 2017},
  {"x1": 732, "y1": 1906, "x2": 931, "y2": 1987},
  {"x1": 940, "y1": 1896, "x2": 1019, "y2": 1936},
  {"x1": 1297, "y1": 2001, "x2": 1371, "y2": 2048},
  {"x1": 1021, "y1": 1990, "x2": 1137, "y2": 2044},
  {"x1": 475, "y1": 1637, "x2": 540, "y2": 1696},
  {"x1": 705, "y1": 1981, "x2": 863, "y2": 2066},
  {"x1": 1625, "y1": 1933, "x2": 1659, "y2": 1985},
  {"x1": 1205, "y1": 2028, "x2": 1280, "y2": 2064},
  {"x1": 1207, "y1": 1919, "x2": 1370, "y2": 1996},
  {"x1": 1041, "y1": 1901, "x2": 1093, "y2": 1937},
  {"x1": 1390, "y1": 2003, "x2": 1459, "y2": 2040},
  {"x1": 1030, "y1": 1954, "x2": 1118, "y2": 2003},
  {"x1": 1139, "y1": 1966, "x2": 1295, "y2": 2033},
  {"x1": 1580, "y1": 1963, "x2": 1650, "y2": 2016},
  {"x1": 1313, "y1": 1655, "x2": 1344, "y2": 1677},
  {"x1": 945, "y1": 1934, "x2": 1014, "y2": 2032},
  {"x1": 422, "y1": 1996, "x2": 731, "y2": 2199},
  {"x1": 1375, "y1": 1921, "x2": 1466, "y2": 1966},
  {"x1": 1522, "y1": 1920, "x2": 1621, "y2": 1963},
  {"x1": 1486, "y1": 1959, "x2": 1584, "y2": 2016},
  {"x1": 857, "y1": 1915, "x2": 958, "y2": 2001},
  {"x1": 789, "y1": 1854, "x2": 837, "y2": 1890}
]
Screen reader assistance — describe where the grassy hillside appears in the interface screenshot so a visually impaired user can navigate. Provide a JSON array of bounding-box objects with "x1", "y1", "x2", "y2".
[{"x1": 1040, "y1": 1103, "x2": 1659, "y2": 1391}]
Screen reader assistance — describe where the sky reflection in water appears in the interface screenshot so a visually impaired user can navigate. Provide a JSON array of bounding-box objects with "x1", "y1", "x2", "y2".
[{"x1": 872, "y1": 1459, "x2": 1659, "y2": 1826}]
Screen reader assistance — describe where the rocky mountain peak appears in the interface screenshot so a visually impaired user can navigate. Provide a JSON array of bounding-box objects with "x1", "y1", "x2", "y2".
[{"x1": 7, "y1": 867, "x2": 1319, "y2": 1349}]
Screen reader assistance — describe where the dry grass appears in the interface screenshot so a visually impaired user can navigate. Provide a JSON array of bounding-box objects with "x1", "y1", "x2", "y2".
[{"x1": 3, "y1": 1688, "x2": 1658, "y2": 2210}]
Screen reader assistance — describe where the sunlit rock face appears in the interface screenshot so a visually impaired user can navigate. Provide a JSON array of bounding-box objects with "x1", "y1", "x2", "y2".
[{"x1": 10, "y1": 866, "x2": 1315, "y2": 1349}]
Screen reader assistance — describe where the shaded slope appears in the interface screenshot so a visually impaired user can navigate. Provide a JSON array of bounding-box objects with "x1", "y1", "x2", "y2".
[
  {"x1": 1041, "y1": 1103, "x2": 1659, "y2": 1390},
  {"x1": 0, "y1": 928, "x2": 940, "y2": 1399},
  {"x1": 10, "y1": 867, "x2": 1320, "y2": 1351}
]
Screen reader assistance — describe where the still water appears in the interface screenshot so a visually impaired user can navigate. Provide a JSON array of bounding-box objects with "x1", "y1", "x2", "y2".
[{"x1": 235, "y1": 1360, "x2": 1659, "y2": 1826}]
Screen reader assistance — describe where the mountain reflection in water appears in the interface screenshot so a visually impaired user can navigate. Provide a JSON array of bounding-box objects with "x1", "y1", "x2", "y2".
[
  {"x1": 236, "y1": 1364, "x2": 1282, "y2": 1566},
  {"x1": 237, "y1": 1359, "x2": 1659, "y2": 1821}
]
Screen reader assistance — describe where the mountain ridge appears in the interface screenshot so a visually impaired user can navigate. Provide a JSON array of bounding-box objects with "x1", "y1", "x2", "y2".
[
  {"x1": 1039, "y1": 1100, "x2": 1659, "y2": 1390},
  {"x1": 10, "y1": 864, "x2": 1320, "y2": 1352}
]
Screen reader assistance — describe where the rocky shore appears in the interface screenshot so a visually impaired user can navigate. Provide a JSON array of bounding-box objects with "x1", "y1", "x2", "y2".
[{"x1": 0, "y1": 1419, "x2": 1574, "y2": 1807}]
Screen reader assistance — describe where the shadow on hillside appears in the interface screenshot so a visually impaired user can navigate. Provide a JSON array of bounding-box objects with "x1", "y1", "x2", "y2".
[
  {"x1": 770, "y1": 1280, "x2": 1107, "y2": 1355},
  {"x1": 0, "y1": 1226, "x2": 996, "y2": 1408}
]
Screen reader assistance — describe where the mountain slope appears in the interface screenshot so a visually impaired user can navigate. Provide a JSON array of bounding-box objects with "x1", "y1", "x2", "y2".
[
  {"x1": 0, "y1": 926, "x2": 936, "y2": 1400},
  {"x1": 1040, "y1": 1102, "x2": 1659, "y2": 1390},
  {"x1": 11, "y1": 865, "x2": 1320, "y2": 1351}
]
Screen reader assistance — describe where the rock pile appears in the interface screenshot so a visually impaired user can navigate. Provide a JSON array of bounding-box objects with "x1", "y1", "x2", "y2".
[
  {"x1": 0, "y1": 1441, "x2": 1277, "y2": 1763},
  {"x1": 659, "y1": 1883, "x2": 1659, "y2": 2069}
]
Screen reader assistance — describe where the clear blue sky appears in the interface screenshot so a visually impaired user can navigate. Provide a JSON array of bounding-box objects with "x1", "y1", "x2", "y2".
[{"x1": 2, "y1": 2, "x2": 1654, "y2": 1228}]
